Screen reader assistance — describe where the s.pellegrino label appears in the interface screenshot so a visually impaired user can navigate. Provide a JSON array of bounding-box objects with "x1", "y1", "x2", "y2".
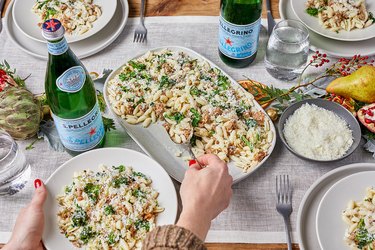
[
  {"x1": 52, "y1": 103, "x2": 105, "y2": 152},
  {"x1": 47, "y1": 38, "x2": 69, "y2": 56},
  {"x1": 219, "y1": 16, "x2": 261, "y2": 59},
  {"x1": 56, "y1": 66, "x2": 86, "y2": 93}
]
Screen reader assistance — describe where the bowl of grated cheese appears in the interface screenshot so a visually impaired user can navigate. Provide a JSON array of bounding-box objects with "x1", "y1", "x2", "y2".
[{"x1": 278, "y1": 99, "x2": 361, "y2": 162}]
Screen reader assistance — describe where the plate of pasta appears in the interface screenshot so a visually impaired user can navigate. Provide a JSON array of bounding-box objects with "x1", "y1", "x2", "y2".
[
  {"x1": 104, "y1": 47, "x2": 276, "y2": 183},
  {"x1": 12, "y1": 0, "x2": 117, "y2": 43},
  {"x1": 291, "y1": 0, "x2": 375, "y2": 42},
  {"x1": 316, "y1": 171, "x2": 375, "y2": 250},
  {"x1": 42, "y1": 148, "x2": 178, "y2": 250}
]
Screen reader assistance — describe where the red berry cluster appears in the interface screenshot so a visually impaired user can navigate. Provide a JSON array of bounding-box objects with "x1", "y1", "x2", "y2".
[
  {"x1": 309, "y1": 51, "x2": 330, "y2": 68},
  {"x1": 0, "y1": 69, "x2": 8, "y2": 92},
  {"x1": 335, "y1": 55, "x2": 374, "y2": 76}
]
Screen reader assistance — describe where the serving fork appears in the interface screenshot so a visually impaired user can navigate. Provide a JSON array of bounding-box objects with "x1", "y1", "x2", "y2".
[
  {"x1": 133, "y1": 0, "x2": 147, "y2": 43},
  {"x1": 276, "y1": 175, "x2": 293, "y2": 250}
]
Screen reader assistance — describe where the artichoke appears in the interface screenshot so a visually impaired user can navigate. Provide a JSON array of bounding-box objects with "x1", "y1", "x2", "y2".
[{"x1": 0, "y1": 87, "x2": 41, "y2": 140}]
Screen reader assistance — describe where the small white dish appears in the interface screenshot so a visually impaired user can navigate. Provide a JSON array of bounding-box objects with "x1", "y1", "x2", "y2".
[
  {"x1": 297, "y1": 163, "x2": 375, "y2": 250},
  {"x1": 316, "y1": 171, "x2": 375, "y2": 250},
  {"x1": 12, "y1": 0, "x2": 117, "y2": 43},
  {"x1": 5, "y1": 0, "x2": 128, "y2": 59},
  {"x1": 291, "y1": 0, "x2": 375, "y2": 42},
  {"x1": 279, "y1": 0, "x2": 375, "y2": 57},
  {"x1": 42, "y1": 148, "x2": 178, "y2": 250}
]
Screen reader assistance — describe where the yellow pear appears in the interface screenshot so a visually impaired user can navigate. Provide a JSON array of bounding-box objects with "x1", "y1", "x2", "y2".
[{"x1": 326, "y1": 65, "x2": 375, "y2": 103}]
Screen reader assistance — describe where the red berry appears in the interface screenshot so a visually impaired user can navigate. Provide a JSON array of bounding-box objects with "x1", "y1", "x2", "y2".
[
  {"x1": 316, "y1": 50, "x2": 320, "y2": 54},
  {"x1": 347, "y1": 68, "x2": 350, "y2": 71},
  {"x1": 315, "y1": 65, "x2": 319, "y2": 68},
  {"x1": 323, "y1": 54, "x2": 327, "y2": 57},
  {"x1": 364, "y1": 62, "x2": 367, "y2": 64},
  {"x1": 371, "y1": 60, "x2": 375, "y2": 63}
]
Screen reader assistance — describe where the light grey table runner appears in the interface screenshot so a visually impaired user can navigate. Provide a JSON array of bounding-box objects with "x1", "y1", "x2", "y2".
[{"x1": 0, "y1": 17, "x2": 374, "y2": 244}]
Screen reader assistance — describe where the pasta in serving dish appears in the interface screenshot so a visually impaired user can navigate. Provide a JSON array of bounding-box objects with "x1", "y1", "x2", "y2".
[
  {"x1": 305, "y1": 0, "x2": 374, "y2": 32},
  {"x1": 342, "y1": 187, "x2": 375, "y2": 250},
  {"x1": 56, "y1": 164, "x2": 164, "y2": 249},
  {"x1": 106, "y1": 49, "x2": 273, "y2": 172}
]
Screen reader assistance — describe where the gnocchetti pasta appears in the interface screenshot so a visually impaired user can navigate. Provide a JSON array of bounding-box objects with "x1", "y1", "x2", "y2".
[
  {"x1": 342, "y1": 187, "x2": 375, "y2": 249},
  {"x1": 56, "y1": 164, "x2": 164, "y2": 249},
  {"x1": 107, "y1": 49, "x2": 274, "y2": 172},
  {"x1": 306, "y1": 0, "x2": 374, "y2": 32}
]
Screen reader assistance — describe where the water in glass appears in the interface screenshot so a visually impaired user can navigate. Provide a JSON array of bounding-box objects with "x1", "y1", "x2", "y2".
[
  {"x1": 265, "y1": 20, "x2": 310, "y2": 81},
  {"x1": 0, "y1": 130, "x2": 30, "y2": 195}
]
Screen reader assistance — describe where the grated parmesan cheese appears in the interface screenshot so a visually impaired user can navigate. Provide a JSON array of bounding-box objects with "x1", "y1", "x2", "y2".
[{"x1": 283, "y1": 103, "x2": 353, "y2": 160}]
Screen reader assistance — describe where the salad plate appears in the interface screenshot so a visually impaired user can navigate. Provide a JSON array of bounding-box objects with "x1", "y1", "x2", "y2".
[
  {"x1": 280, "y1": 0, "x2": 375, "y2": 57},
  {"x1": 291, "y1": 0, "x2": 375, "y2": 42},
  {"x1": 12, "y1": 0, "x2": 117, "y2": 43},
  {"x1": 316, "y1": 171, "x2": 375, "y2": 250},
  {"x1": 42, "y1": 148, "x2": 178, "y2": 250},
  {"x1": 5, "y1": 0, "x2": 128, "y2": 59},
  {"x1": 103, "y1": 46, "x2": 277, "y2": 183}
]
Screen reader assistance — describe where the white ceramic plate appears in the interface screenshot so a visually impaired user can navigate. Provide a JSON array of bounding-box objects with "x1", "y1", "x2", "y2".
[
  {"x1": 12, "y1": 0, "x2": 117, "y2": 43},
  {"x1": 291, "y1": 0, "x2": 375, "y2": 42},
  {"x1": 297, "y1": 163, "x2": 375, "y2": 250},
  {"x1": 5, "y1": 0, "x2": 128, "y2": 60},
  {"x1": 42, "y1": 148, "x2": 178, "y2": 250},
  {"x1": 280, "y1": 0, "x2": 375, "y2": 58},
  {"x1": 103, "y1": 46, "x2": 277, "y2": 183},
  {"x1": 316, "y1": 171, "x2": 375, "y2": 250}
]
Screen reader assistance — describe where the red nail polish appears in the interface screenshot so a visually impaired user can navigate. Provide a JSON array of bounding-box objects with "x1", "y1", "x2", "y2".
[
  {"x1": 188, "y1": 160, "x2": 197, "y2": 166},
  {"x1": 34, "y1": 179, "x2": 42, "y2": 189}
]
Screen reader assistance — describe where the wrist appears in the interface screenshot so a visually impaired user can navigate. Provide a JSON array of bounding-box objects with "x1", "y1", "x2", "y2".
[{"x1": 176, "y1": 210, "x2": 211, "y2": 241}]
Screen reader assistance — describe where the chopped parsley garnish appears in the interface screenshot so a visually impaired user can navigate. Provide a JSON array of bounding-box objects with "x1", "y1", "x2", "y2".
[
  {"x1": 306, "y1": 7, "x2": 319, "y2": 16},
  {"x1": 217, "y1": 74, "x2": 230, "y2": 90},
  {"x1": 119, "y1": 71, "x2": 136, "y2": 81},
  {"x1": 72, "y1": 206, "x2": 87, "y2": 227},
  {"x1": 190, "y1": 108, "x2": 201, "y2": 127},
  {"x1": 80, "y1": 226, "x2": 96, "y2": 244},
  {"x1": 135, "y1": 97, "x2": 145, "y2": 106},
  {"x1": 104, "y1": 205, "x2": 115, "y2": 215},
  {"x1": 113, "y1": 165, "x2": 125, "y2": 172},
  {"x1": 129, "y1": 60, "x2": 146, "y2": 71},
  {"x1": 190, "y1": 86, "x2": 206, "y2": 96},
  {"x1": 132, "y1": 189, "x2": 146, "y2": 198},
  {"x1": 134, "y1": 219, "x2": 150, "y2": 231},
  {"x1": 245, "y1": 119, "x2": 257, "y2": 129},
  {"x1": 133, "y1": 171, "x2": 147, "y2": 178},
  {"x1": 370, "y1": 12, "x2": 375, "y2": 22},
  {"x1": 164, "y1": 112, "x2": 185, "y2": 124},
  {"x1": 45, "y1": 7, "x2": 57, "y2": 20},
  {"x1": 113, "y1": 177, "x2": 129, "y2": 188},
  {"x1": 159, "y1": 75, "x2": 176, "y2": 89},
  {"x1": 83, "y1": 183, "x2": 101, "y2": 203},
  {"x1": 120, "y1": 86, "x2": 130, "y2": 92},
  {"x1": 64, "y1": 185, "x2": 72, "y2": 194},
  {"x1": 190, "y1": 135, "x2": 198, "y2": 146},
  {"x1": 108, "y1": 232, "x2": 116, "y2": 245},
  {"x1": 241, "y1": 135, "x2": 254, "y2": 152},
  {"x1": 356, "y1": 218, "x2": 375, "y2": 249}
]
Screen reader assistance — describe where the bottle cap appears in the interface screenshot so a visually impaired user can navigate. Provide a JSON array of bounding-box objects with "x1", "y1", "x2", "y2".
[{"x1": 42, "y1": 19, "x2": 65, "y2": 41}]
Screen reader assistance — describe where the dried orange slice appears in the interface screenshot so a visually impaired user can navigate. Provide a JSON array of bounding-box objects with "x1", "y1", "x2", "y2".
[{"x1": 238, "y1": 79, "x2": 271, "y2": 109}]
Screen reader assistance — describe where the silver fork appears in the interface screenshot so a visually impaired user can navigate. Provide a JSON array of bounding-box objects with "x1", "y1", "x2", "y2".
[
  {"x1": 133, "y1": 0, "x2": 147, "y2": 43},
  {"x1": 276, "y1": 175, "x2": 293, "y2": 250}
]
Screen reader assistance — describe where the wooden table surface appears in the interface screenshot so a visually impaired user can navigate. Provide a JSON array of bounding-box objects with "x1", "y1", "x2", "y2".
[{"x1": 0, "y1": 0, "x2": 299, "y2": 249}]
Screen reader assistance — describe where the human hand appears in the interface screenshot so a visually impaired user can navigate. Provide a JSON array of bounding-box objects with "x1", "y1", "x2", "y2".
[
  {"x1": 4, "y1": 179, "x2": 47, "y2": 250},
  {"x1": 177, "y1": 154, "x2": 233, "y2": 240}
]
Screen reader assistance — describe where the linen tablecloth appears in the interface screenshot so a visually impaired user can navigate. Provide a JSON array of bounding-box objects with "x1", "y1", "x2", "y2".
[{"x1": 0, "y1": 16, "x2": 374, "y2": 244}]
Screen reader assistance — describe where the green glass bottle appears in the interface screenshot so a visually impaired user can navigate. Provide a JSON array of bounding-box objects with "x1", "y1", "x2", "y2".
[
  {"x1": 218, "y1": 0, "x2": 263, "y2": 68},
  {"x1": 42, "y1": 19, "x2": 105, "y2": 155}
]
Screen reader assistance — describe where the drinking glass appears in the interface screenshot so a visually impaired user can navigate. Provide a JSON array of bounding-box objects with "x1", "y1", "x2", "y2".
[
  {"x1": 265, "y1": 19, "x2": 310, "y2": 81},
  {"x1": 0, "y1": 130, "x2": 30, "y2": 195}
]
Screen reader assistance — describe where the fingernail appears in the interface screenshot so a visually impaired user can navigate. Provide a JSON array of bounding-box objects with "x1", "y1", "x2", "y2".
[
  {"x1": 34, "y1": 179, "x2": 42, "y2": 189},
  {"x1": 188, "y1": 160, "x2": 196, "y2": 166}
]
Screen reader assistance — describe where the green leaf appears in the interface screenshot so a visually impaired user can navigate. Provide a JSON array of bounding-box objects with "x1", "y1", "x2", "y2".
[
  {"x1": 190, "y1": 108, "x2": 201, "y2": 127},
  {"x1": 134, "y1": 219, "x2": 150, "y2": 231},
  {"x1": 306, "y1": 7, "x2": 319, "y2": 16},
  {"x1": 128, "y1": 60, "x2": 146, "y2": 71},
  {"x1": 102, "y1": 116, "x2": 116, "y2": 132},
  {"x1": 72, "y1": 206, "x2": 87, "y2": 227},
  {"x1": 84, "y1": 183, "x2": 101, "y2": 203},
  {"x1": 164, "y1": 112, "x2": 185, "y2": 124},
  {"x1": 80, "y1": 226, "x2": 95, "y2": 244},
  {"x1": 240, "y1": 135, "x2": 254, "y2": 152},
  {"x1": 113, "y1": 165, "x2": 125, "y2": 172},
  {"x1": 104, "y1": 205, "x2": 115, "y2": 215},
  {"x1": 113, "y1": 177, "x2": 128, "y2": 188}
]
